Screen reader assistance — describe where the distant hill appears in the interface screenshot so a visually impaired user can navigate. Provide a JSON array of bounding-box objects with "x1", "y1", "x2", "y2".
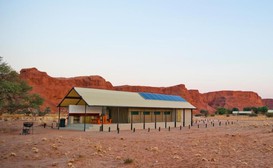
[
  {"x1": 20, "y1": 68, "x2": 267, "y2": 113},
  {"x1": 262, "y1": 99, "x2": 273, "y2": 109}
]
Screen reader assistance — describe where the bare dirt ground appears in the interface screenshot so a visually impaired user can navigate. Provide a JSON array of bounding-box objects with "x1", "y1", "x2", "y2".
[{"x1": 1, "y1": 116, "x2": 273, "y2": 168}]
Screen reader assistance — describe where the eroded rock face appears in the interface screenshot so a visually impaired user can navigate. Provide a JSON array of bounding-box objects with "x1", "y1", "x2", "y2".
[
  {"x1": 262, "y1": 99, "x2": 273, "y2": 109},
  {"x1": 20, "y1": 68, "x2": 114, "y2": 112},
  {"x1": 203, "y1": 91, "x2": 264, "y2": 111},
  {"x1": 19, "y1": 68, "x2": 267, "y2": 113}
]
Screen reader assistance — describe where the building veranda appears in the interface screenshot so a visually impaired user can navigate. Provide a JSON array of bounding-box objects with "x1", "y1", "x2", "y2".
[{"x1": 57, "y1": 87, "x2": 196, "y2": 131}]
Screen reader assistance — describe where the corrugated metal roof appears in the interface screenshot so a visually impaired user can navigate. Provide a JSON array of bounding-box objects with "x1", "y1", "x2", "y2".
[{"x1": 58, "y1": 87, "x2": 195, "y2": 109}]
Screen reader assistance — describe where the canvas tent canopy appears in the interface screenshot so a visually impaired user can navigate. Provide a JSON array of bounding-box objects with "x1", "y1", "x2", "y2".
[
  {"x1": 58, "y1": 87, "x2": 195, "y2": 109},
  {"x1": 57, "y1": 87, "x2": 196, "y2": 131}
]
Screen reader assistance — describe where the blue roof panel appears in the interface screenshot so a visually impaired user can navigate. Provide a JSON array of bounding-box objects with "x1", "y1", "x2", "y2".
[{"x1": 139, "y1": 92, "x2": 186, "y2": 102}]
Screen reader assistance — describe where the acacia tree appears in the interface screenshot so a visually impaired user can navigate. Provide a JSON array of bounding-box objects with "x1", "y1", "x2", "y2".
[
  {"x1": 232, "y1": 107, "x2": 239, "y2": 111},
  {"x1": 0, "y1": 57, "x2": 44, "y2": 114},
  {"x1": 258, "y1": 106, "x2": 268, "y2": 114},
  {"x1": 200, "y1": 109, "x2": 208, "y2": 117},
  {"x1": 215, "y1": 107, "x2": 227, "y2": 115}
]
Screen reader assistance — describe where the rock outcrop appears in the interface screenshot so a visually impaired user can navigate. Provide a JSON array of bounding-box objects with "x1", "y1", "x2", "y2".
[
  {"x1": 20, "y1": 68, "x2": 114, "y2": 112},
  {"x1": 262, "y1": 99, "x2": 273, "y2": 109},
  {"x1": 19, "y1": 68, "x2": 268, "y2": 113},
  {"x1": 203, "y1": 91, "x2": 264, "y2": 110}
]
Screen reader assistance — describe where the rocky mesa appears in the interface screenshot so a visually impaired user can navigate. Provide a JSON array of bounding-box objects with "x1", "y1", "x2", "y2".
[{"x1": 20, "y1": 68, "x2": 267, "y2": 113}]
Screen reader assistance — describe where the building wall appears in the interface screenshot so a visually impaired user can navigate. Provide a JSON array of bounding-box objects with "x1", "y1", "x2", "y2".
[
  {"x1": 128, "y1": 108, "x2": 179, "y2": 123},
  {"x1": 181, "y1": 109, "x2": 192, "y2": 126},
  {"x1": 69, "y1": 105, "x2": 102, "y2": 114},
  {"x1": 67, "y1": 105, "x2": 192, "y2": 125},
  {"x1": 68, "y1": 113, "x2": 100, "y2": 124},
  {"x1": 108, "y1": 107, "x2": 129, "y2": 123},
  {"x1": 176, "y1": 109, "x2": 182, "y2": 122}
]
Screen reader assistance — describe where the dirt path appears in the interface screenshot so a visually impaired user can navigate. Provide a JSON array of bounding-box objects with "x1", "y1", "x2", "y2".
[{"x1": 0, "y1": 117, "x2": 273, "y2": 168}]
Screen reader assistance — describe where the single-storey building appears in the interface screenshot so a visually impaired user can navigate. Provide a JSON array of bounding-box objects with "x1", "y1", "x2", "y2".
[
  {"x1": 57, "y1": 87, "x2": 196, "y2": 131},
  {"x1": 232, "y1": 111, "x2": 253, "y2": 115}
]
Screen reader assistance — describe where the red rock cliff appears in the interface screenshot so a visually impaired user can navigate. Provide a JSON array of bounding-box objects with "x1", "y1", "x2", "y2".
[
  {"x1": 262, "y1": 99, "x2": 273, "y2": 109},
  {"x1": 20, "y1": 68, "x2": 114, "y2": 112},
  {"x1": 19, "y1": 68, "x2": 267, "y2": 113},
  {"x1": 202, "y1": 91, "x2": 264, "y2": 110}
]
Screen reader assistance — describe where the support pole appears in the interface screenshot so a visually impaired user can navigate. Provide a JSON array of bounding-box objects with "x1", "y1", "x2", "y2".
[
  {"x1": 130, "y1": 112, "x2": 133, "y2": 130},
  {"x1": 101, "y1": 108, "x2": 104, "y2": 132},
  {"x1": 154, "y1": 113, "x2": 157, "y2": 129},
  {"x1": 117, "y1": 107, "x2": 119, "y2": 130},
  {"x1": 174, "y1": 109, "x2": 177, "y2": 128},
  {"x1": 143, "y1": 113, "x2": 146, "y2": 129},
  {"x1": 191, "y1": 109, "x2": 193, "y2": 126},
  {"x1": 84, "y1": 104, "x2": 87, "y2": 132},
  {"x1": 165, "y1": 113, "x2": 167, "y2": 128},
  {"x1": 183, "y1": 109, "x2": 185, "y2": 127},
  {"x1": 67, "y1": 112, "x2": 70, "y2": 127},
  {"x1": 58, "y1": 106, "x2": 60, "y2": 130}
]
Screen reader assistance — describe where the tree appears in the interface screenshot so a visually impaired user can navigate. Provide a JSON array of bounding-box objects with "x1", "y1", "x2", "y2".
[
  {"x1": 216, "y1": 107, "x2": 227, "y2": 115},
  {"x1": 200, "y1": 109, "x2": 208, "y2": 117},
  {"x1": 0, "y1": 57, "x2": 44, "y2": 114},
  {"x1": 243, "y1": 107, "x2": 252, "y2": 111},
  {"x1": 257, "y1": 106, "x2": 268, "y2": 114},
  {"x1": 232, "y1": 107, "x2": 239, "y2": 111},
  {"x1": 251, "y1": 107, "x2": 258, "y2": 114}
]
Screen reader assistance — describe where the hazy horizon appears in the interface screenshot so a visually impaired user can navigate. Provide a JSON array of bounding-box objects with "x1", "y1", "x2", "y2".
[{"x1": 1, "y1": 1, "x2": 272, "y2": 98}]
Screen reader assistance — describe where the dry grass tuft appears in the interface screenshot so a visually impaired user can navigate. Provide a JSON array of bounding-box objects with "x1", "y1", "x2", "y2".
[{"x1": 124, "y1": 158, "x2": 133, "y2": 164}]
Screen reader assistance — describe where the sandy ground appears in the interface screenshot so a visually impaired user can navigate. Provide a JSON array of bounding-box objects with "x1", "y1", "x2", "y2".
[{"x1": 0, "y1": 116, "x2": 273, "y2": 168}]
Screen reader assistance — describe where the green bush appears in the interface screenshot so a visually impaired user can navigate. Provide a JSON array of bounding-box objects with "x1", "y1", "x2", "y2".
[
  {"x1": 266, "y1": 113, "x2": 273, "y2": 117},
  {"x1": 216, "y1": 107, "x2": 227, "y2": 115},
  {"x1": 200, "y1": 109, "x2": 208, "y2": 117},
  {"x1": 124, "y1": 158, "x2": 133, "y2": 164},
  {"x1": 232, "y1": 107, "x2": 239, "y2": 111}
]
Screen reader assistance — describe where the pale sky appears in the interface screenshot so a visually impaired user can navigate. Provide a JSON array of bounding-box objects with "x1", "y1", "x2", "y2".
[{"x1": 1, "y1": 0, "x2": 273, "y2": 98}]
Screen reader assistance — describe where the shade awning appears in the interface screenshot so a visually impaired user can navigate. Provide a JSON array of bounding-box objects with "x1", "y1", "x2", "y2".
[{"x1": 58, "y1": 87, "x2": 196, "y2": 109}]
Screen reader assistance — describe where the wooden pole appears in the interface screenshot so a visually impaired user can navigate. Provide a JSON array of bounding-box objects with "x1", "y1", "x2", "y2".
[
  {"x1": 174, "y1": 109, "x2": 177, "y2": 128},
  {"x1": 84, "y1": 104, "x2": 87, "y2": 132},
  {"x1": 117, "y1": 107, "x2": 119, "y2": 130},
  {"x1": 154, "y1": 112, "x2": 157, "y2": 129},
  {"x1": 191, "y1": 109, "x2": 193, "y2": 126},
  {"x1": 183, "y1": 109, "x2": 185, "y2": 127},
  {"x1": 58, "y1": 107, "x2": 60, "y2": 130},
  {"x1": 143, "y1": 112, "x2": 146, "y2": 129},
  {"x1": 130, "y1": 112, "x2": 133, "y2": 130},
  {"x1": 165, "y1": 112, "x2": 167, "y2": 128}
]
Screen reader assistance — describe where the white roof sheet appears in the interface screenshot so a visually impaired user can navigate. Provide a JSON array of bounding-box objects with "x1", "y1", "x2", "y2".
[{"x1": 58, "y1": 87, "x2": 195, "y2": 109}]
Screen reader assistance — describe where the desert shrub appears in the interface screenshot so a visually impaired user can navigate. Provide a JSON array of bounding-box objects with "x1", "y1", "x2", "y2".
[
  {"x1": 249, "y1": 113, "x2": 258, "y2": 117},
  {"x1": 258, "y1": 106, "x2": 268, "y2": 114},
  {"x1": 210, "y1": 114, "x2": 215, "y2": 117},
  {"x1": 251, "y1": 107, "x2": 258, "y2": 114},
  {"x1": 226, "y1": 114, "x2": 230, "y2": 117},
  {"x1": 216, "y1": 107, "x2": 227, "y2": 115},
  {"x1": 200, "y1": 109, "x2": 208, "y2": 117},
  {"x1": 124, "y1": 158, "x2": 133, "y2": 164},
  {"x1": 232, "y1": 107, "x2": 239, "y2": 111},
  {"x1": 266, "y1": 113, "x2": 273, "y2": 117}
]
